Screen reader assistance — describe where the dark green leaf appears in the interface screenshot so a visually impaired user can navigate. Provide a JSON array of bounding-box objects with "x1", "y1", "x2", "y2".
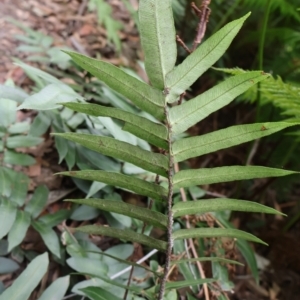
[
  {"x1": 53, "y1": 133, "x2": 168, "y2": 177},
  {"x1": 173, "y1": 122, "x2": 298, "y2": 162},
  {"x1": 172, "y1": 198, "x2": 285, "y2": 218},
  {"x1": 38, "y1": 276, "x2": 70, "y2": 300},
  {"x1": 0, "y1": 198, "x2": 17, "y2": 239},
  {"x1": 165, "y1": 13, "x2": 251, "y2": 102},
  {"x1": 32, "y1": 221, "x2": 61, "y2": 258},
  {"x1": 170, "y1": 72, "x2": 270, "y2": 134},
  {"x1": 8, "y1": 210, "x2": 31, "y2": 251},
  {"x1": 81, "y1": 287, "x2": 122, "y2": 300},
  {"x1": 64, "y1": 51, "x2": 165, "y2": 120},
  {"x1": 139, "y1": 0, "x2": 176, "y2": 89},
  {"x1": 4, "y1": 151, "x2": 36, "y2": 166},
  {"x1": 58, "y1": 170, "x2": 167, "y2": 201},
  {"x1": 173, "y1": 166, "x2": 298, "y2": 189},
  {"x1": 25, "y1": 185, "x2": 49, "y2": 218},
  {"x1": 164, "y1": 278, "x2": 215, "y2": 290},
  {"x1": 62, "y1": 102, "x2": 168, "y2": 149},
  {"x1": 173, "y1": 228, "x2": 267, "y2": 245},
  {"x1": 66, "y1": 198, "x2": 167, "y2": 229},
  {"x1": 74, "y1": 225, "x2": 167, "y2": 251}
]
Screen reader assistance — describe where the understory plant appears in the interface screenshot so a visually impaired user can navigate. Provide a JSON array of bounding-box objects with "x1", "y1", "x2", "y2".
[{"x1": 49, "y1": 1, "x2": 300, "y2": 298}]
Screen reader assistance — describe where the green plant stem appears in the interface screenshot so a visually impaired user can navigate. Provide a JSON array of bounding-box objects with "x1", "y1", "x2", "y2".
[{"x1": 158, "y1": 108, "x2": 174, "y2": 300}]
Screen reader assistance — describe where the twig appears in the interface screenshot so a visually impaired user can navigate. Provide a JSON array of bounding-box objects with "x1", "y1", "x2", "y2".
[
  {"x1": 176, "y1": 35, "x2": 191, "y2": 53},
  {"x1": 191, "y1": 1, "x2": 212, "y2": 52},
  {"x1": 175, "y1": 163, "x2": 210, "y2": 300},
  {"x1": 111, "y1": 249, "x2": 159, "y2": 280}
]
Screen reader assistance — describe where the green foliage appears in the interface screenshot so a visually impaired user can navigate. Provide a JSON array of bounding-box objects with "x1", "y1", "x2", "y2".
[{"x1": 45, "y1": 1, "x2": 298, "y2": 298}]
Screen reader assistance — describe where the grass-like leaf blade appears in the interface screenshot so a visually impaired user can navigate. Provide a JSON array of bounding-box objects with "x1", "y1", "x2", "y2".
[
  {"x1": 66, "y1": 198, "x2": 167, "y2": 229},
  {"x1": 173, "y1": 122, "x2": 299, "y2": 162},
  {"x1": 139, "y1": 0, "x2": 176, "y2": 89},
  {"x1": 53, "y1": 133, "x2": 168, "y2": 177},
  {"x1": 62, "y1": 102, "x2": 168, "y2": 149},
  {"x1": 173, "y1": 228, "x2": 267, "y2": 245},
  {"x1": 173, "y1": 166, "x2": 298, "y2": 189},
  {"x1": 80, "y1": 287, "x2": 122, "y2": 300},
  {"x1": 170, "y1": 72, "x2": 270, "y2": 134},
  {"x1": 163, "y1": 279, "x2": 215, "y2": 291},
  {"x1": 165, "y1": 13, "x2": 251, "y2": 102},
  {"x1": 172, "y1": 198, "x2": 285, "y2": 218},
  {"x1": 65, "y1": 51, "x2": 165, "y2": 120},
  {"x1": 58, "y1": 170, "x2": 168, "y2": 201},
  {"x1": 75, "y1": 225, "x2": 167, "y2": 251}
]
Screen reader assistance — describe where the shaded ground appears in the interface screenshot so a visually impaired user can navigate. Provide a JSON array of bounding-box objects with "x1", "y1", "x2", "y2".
[{"x1": 1, "y1": 0, "x2": 300, "y2": 299}]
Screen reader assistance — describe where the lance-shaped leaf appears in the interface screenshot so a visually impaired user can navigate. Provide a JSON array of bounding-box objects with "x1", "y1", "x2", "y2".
[
  {"x1": 65, "y1": 51, "x2": 165, "y2": 120},
  {"x1": 58, "y1": 170, "x2": 168, "y2": 201},
  {"x1": 172, "y1": 198, "x2": 285, "y2": 218},
  {"x1": 173, "y1": 228, "x2": 267, "y2": 245},
  {"x1": 173, "y1": 166, "x2": 298, "y2": 189},
  {"x1": 139, "y1": 0, "x2": 177, "y2": 89},
  {"x1": 0, "y1": 198, "x2": 17, "y2": 239},
  {"x1": 74, "y1": 225, "x2": 167, "y2": 251},
  {"x1": 66, "y1": 198, "x2": 167, "y2": 229},
  {"x1": 53, "y1": 133, "x2": 168, "y2": 177},
  {"x1": 170, "y1": 71, "x2": 270, "y2": 134},
  {"x1": 165, "y1": 13, "x2": 251, "y2": 102},
  {"x1": 62, "y1": 102, "x2": 168, "y2": 149},
  {"x1": 164, "y1": 279, "x2": 215, "y2": 291},
  {"x1": 173, "y1": 122, "x2": 298, "y2": 162}
]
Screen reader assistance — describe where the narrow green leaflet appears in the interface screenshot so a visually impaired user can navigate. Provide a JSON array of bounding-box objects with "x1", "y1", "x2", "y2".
[
  {"x1": 4, "y1": 151, "x2": 36, "y2": 166},
  {"x1": 170, "y1": 72, "x2": 270, "y2": 134},
  {"x1": 0, "y1": 253, "x2": 48, "y2": 300},
  {"x1": 0, "y1": 257, "x2": 19, "y2": 274},
  {"x1": 164, "y1": 279, "x2": 215, "y2": 291},
  {"x1": 65, "y1": 51, "x2": 165, "y2": 120},
  {"x1": 9, "y1": 171, "x2": 29, "y2": 206},
  {"x1": 67, "y1": 199, "x2": 167, "y2": 229},
  {"x1": 58, "y1": 170, "x2": 168, "y2": 201},
  {"x1": 67, "y1": 257, "x2": 108, "y2": 280},
  {"x1": 172, "y1": 198, "x2": 284, "y2": 218},
  {"x1": 80, "y1": 287, "x2": 122, "y2": 300},
  {"x1": 165, "y1": 13, "x2": 250, "y2": 102},
  {"x1": 139, "y1": 0, "x2": 176, "y2": 89},
  {"x1": 173, "y1": 166, "x2": 298, "y2": 189},
  {"x1": 32, "y1": 220, "x2": 61, "y2": 258},
  {"x1": 62, "y1": 102, "x2": 168, "y2": 149},
  {"x1": 75, "y1": 225, "x2": 167, "y2": 251},
  {"x1": 25, "y1": 185, "x2": 49, "y2": 218},
  {"x1": 0, "y1": 198, "x2": 17, "y2": 239},
  {"x1": 6, "y1": 136, "x2": 43, "y2": 149},
  {"x1": 0, "y1": 98, "x2": 17, "y2": 127},
  {"x1": 8, "y1": 210, "x2": 31, "y2": 251},
  {"x1": 38, "y1": 276, "x2": 70, "y2": 300},
  {"x1": 173, "y1": 122, "x2": 298, "y2": 162},
  {"x1": 54, "y1": 133, "x2": 168, "y2": 177},
  {"x1": 172, "y1": 228, "x2": 267, "y2": 245}
]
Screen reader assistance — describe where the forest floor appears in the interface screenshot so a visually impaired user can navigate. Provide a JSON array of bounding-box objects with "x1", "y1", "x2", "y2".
[{"x1": 1, "y1": 0, "x2": 300, "y2": 299}]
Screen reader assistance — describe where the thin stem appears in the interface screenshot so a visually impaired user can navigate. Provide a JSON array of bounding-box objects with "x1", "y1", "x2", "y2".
[{"x1": 158, "y1": 107, "x2": 174, "y2": 300}]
